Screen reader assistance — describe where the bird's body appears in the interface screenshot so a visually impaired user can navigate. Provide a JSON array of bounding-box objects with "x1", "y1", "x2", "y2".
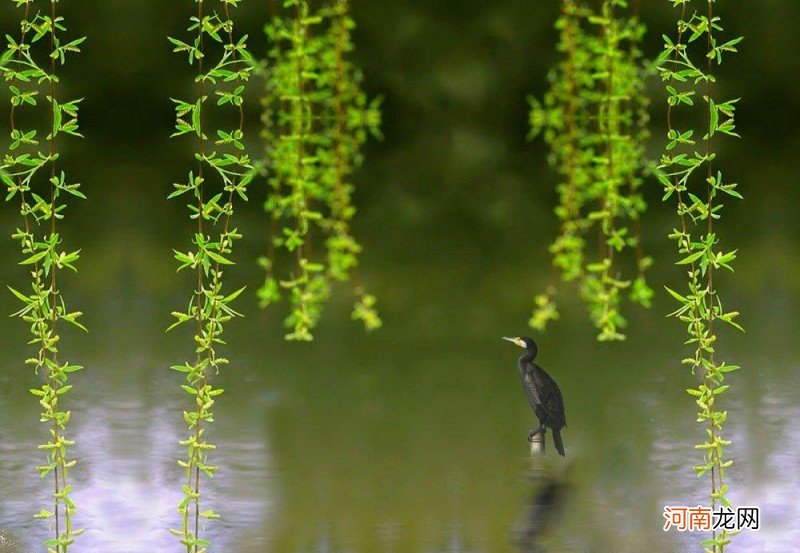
[
  {"x1": 518, "y1": 357, "x2": 566, "y2": 456},
  {"x1": 504, "y1": 337, "x2": 567, "y2": 456}
]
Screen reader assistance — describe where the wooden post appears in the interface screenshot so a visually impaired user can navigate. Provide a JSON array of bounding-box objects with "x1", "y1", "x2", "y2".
[{"x1": 529, "y1": 429, "x2": 546, "y2": 455}]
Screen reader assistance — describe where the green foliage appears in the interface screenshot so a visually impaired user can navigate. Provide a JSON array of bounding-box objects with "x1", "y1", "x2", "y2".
[
  {"x1": 167, "y1": 1, "x2": 253, "y2": 550},
  {"x1": 529, "y1": 0, "x2": 652, "y2": 341},
  {"x1": 656, "y1": 1, "x2": 743, "y2": 550},
  {"x1": 257, "y1": 0, "x2": 382, "y2": 341},
  {"x1": 1, "y1": 1, "x2": 86, "y2": 551}
]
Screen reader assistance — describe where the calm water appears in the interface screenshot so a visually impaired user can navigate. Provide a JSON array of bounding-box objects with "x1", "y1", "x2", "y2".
[{"x1": 0, "y1": 237, "x2": 797, "y2": 552}]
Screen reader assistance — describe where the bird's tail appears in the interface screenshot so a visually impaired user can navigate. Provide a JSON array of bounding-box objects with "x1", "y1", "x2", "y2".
[{"x1": 552, "y1": 429, "x2": 565, "y2": 457}]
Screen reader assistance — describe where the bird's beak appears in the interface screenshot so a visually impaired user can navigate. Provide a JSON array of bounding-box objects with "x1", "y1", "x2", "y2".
[{"x1": 502, "y1": 337, "x2": 525, "y2": 348}]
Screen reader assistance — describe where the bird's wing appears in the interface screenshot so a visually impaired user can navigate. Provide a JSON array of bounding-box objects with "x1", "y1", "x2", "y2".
[{"x1": 536, "y1": 365, "x2": 566, "y2": 429}]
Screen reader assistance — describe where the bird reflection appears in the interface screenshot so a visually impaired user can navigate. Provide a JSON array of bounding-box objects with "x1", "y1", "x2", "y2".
[{"x1": 511, "y1": 463, "x2": 569, "y2": 552}]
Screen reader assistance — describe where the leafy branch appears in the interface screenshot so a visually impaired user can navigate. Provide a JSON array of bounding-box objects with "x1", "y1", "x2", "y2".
[
  {"x1": 1, "y1": 1, "x2": 87, "y2": 551},
  {"x1": 529, "y1": 0, "x2": 652, "y2": 341},
  {"x1": 257, "y1": 0, "x2": 382, "y2": 341},
  {"x1": 167, "y1": 1, "x2": 253, "y2": 550},
  {"x1": 656, "y1": 1, "x2": 743, "y2": 551}
]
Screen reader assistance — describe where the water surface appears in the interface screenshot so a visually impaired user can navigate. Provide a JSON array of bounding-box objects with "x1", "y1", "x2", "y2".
[{"x1": 1, "y1": 252, "x2": 796, "y2": 552}]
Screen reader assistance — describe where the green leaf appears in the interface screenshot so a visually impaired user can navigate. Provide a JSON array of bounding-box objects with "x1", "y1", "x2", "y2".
[
  {"x1": 19, "y1": 250, "x2": 48, "y2": 265},
  {"x1": 676, "y1": 250, "x2": 704, "y2": 265},
  {"x1": 663, "y1": 286, "x2": 688, "y2": 303},
  {"x1": 7, "y1": 285, "x2": 31, "y2": 304}
]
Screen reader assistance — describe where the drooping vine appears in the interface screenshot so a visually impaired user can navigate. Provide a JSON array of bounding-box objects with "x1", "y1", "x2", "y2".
[
  {"x1": 1, "y1": 1, "x2": 87, "y2": 550},
  {"x1": 657, "y1": 1, "x2": 742, "y2": 551},
  {"x1": 320, "y1": 0, "x2": 383, "y2": 333},
  {"x1": 529, "y1": 0, "x2": 652, "y2": 341},
  {"x1": 528, "y1": 0, "x2": 592, "y2": 331},
  {"x1": 167, "y1": 1, "x2": 253, "y2": 550},
  {"x1": 257, "y1": 0, "x2": 382, "y2": 341}
]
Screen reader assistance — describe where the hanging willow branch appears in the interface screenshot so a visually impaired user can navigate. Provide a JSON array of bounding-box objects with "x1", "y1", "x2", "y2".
[
  {"x1": 529, "y1": 0, "x2": 651, "y2": 341},
  {"x1": 167, "y1": 0, "x2": 253, "y2": 550},
  {"x1": 258, "y1": 0, "x2": 382, "y2": 341},
  {"x1": 528, "y1": 0, "x2": 592, "y2": 330},
  {"x1": 657, "y1": 1, "x2": 743, "y2": 551},
  {"x1": 321, "y1": 0, "x2": 382, "y2": 332},
  {"x1": 1, "y1": 1, "x2": 87, "y2": 551}
]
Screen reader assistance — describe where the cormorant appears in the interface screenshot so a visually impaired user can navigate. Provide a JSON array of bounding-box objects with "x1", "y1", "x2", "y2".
[{"x1": 503, "y1": 336, "x2": 566, "y2": 456}]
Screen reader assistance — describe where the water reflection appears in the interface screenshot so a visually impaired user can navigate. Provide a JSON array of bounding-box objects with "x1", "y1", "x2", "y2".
[
  {"x1": 511, "y1": 459, "x2": 568, "y2": 553},
  {"x1": 0, "y1": 285, "x2": 798, "y2": 552},
  {"x1": 0, "y1": 343, "x2": 274, "y2": 553}
]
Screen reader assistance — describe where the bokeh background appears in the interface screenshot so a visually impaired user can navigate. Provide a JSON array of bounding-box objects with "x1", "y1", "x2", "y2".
[{"x1": 1, "y1": 1, "x2": 798, "y2": 552}]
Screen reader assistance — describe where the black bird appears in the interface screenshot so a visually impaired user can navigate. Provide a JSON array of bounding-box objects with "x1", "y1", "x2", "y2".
[{"x1": 503, "y1": 336, "x2": 566, "y2": 456}]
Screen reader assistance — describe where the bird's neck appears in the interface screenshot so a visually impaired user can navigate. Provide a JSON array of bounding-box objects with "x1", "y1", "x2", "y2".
[{"x1": 519, "y1": 350, "x2": 536, "y2": 364}]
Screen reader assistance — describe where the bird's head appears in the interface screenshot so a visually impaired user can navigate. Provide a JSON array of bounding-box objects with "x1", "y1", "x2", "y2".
[{"x1": 502, "y1": 336, "x2": 538, "y2": 357}]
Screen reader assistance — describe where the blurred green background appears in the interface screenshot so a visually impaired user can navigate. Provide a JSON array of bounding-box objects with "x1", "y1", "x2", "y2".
[{"x1": 0, "y1": 1, "x2": 798, "y2": 552}]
